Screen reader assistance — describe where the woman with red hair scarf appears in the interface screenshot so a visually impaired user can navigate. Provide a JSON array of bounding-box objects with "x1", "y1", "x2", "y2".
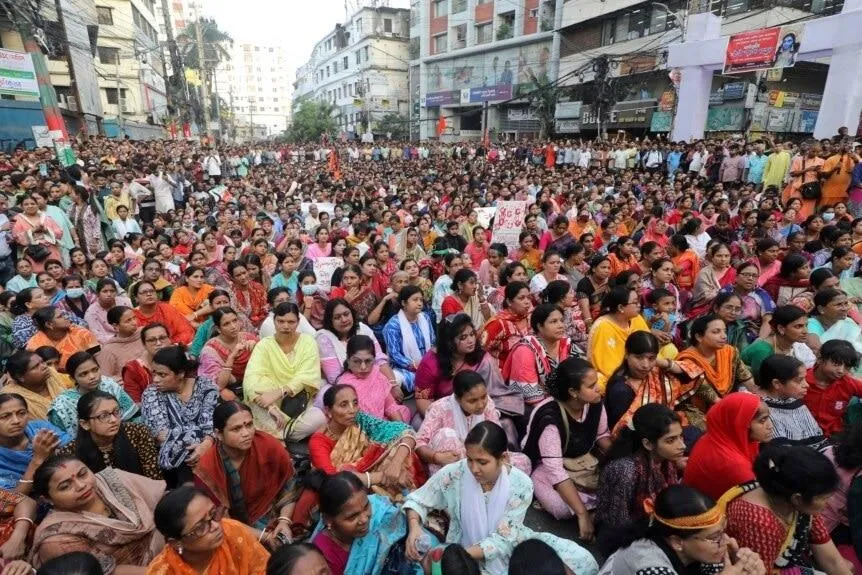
[{"x1": 683, "y1": 392, "x2": 774, "y2": 501}]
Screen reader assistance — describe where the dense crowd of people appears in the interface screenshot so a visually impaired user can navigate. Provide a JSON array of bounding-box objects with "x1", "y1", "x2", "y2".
[{"x1": 0, "y1": 131, "x2": 859, "y2": 574}]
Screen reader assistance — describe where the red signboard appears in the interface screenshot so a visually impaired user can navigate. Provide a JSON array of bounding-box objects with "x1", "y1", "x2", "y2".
[{"x1": 724, "y1": 27, "x2": 782, "y2": 73}]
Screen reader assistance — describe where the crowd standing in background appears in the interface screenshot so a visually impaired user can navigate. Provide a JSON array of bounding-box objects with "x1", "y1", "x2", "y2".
[{"x1": 0, "y1": 131, "x2": 861, "y2": 574}]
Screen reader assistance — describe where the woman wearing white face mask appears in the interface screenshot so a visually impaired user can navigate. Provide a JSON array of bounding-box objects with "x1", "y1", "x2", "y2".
[
  {"x1": 298, "y1": 269, "x2": 329, "y2": 330},
  {"x1": 403, "y1": 421, "x2": 598, "y2": 575}
]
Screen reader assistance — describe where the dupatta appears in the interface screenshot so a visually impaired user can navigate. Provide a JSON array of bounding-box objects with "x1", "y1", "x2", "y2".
[
  {"x1": 609, "y1": 367, "x2": 699, "y2": 439},
  {"x1": 31, "y1": 468, "x2": 165, "y2": 569},
  {"x1": 461, "y1": 465, "x2": 510, "y2": 575},
  {"x1": 194, "y1": 431, "x2": 295, "y2": 526},
  {"x1": 675, "y1": 345, "x2": 737, "y2": 396}
]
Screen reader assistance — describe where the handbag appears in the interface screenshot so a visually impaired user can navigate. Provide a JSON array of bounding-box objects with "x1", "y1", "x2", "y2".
[
  {"x1": 558, "y1": 402, "x2": 600, "y2": 492},
  {"x1": 24, "y1": 243, "x2": 50, "y2": 262},
  {"x1": 280, "y1": 388, "x2": 310, "y2": 419},
  {"x1": 799, "y1": 159, "x2": 822, "y2": 200}
]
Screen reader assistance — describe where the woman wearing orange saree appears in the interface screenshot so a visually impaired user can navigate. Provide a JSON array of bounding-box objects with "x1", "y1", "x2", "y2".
[
  {"x1": 605, "y1": 331, "x2": 701, "y2": 439},
  {"x1": 194, "y1": 403, "x2": 296, "y2": 546},
  {"x1": 674, "y1": 315, "x2": 756, "y2": 427},
  {"x1": 667, "y1": 234, "x2": 700, "y2": 294},
  {"x1": 169, "y1": 266, "x2": 215, "y2": 329},
  {"x1": 148, "y1": 485, "x2": 270, "y2": 575}
]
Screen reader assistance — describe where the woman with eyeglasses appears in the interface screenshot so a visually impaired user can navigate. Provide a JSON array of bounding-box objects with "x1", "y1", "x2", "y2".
[
  {"x1": 30, "y1": 455, "x2": 167, "y2": 572},
  {"x1": 148, "y1": 485, "x2": 270, "y2": 574},
  {"x1": 718, "y1": 261, "x2": 776, "y2": 344},
  {"x1": 47, "y1": 352, "x2": 137, "y2": 439},
  {"x1": 598, "y1": 484, "x2": 765, "y2": 575},
  {"x1": 134, "y1": 280, "x2": 195, "y2": 346},
  {"x1": 586, "y1": 286, "x2": 650, "y2": 392},
  {"x1": 122, "y1": 323, "x2": 172, "y2": 403},
  {"x1": 57, "y1": 390, "x2": 161, "y2": 480}
]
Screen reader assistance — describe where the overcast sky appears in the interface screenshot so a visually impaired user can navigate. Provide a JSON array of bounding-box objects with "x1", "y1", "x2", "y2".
[{"x1": 205, "y1": 0, "x2": 410, "y2": 91}]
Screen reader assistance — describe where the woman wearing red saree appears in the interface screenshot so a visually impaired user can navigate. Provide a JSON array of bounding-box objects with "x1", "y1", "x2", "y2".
[
  {"x1": 294, "y1": 384, "x2": 425, "y2": 534},
  {"x1": 640, "y1": 217, "x2": 670, "y2": 250},
  {"x1": 480, "y1": 282, "x2": 533, "y2": 369},
  {"x1": 369, "y1": 241, "x2": 397, "y2": 299},
  {"x1": 122, "y1": 323, "x2": 171, "y2": 403},
  {"x1": 228, "y1": 261, "x2": 268, "y2": 329},
  {"x1": 194, "y1": 402, "x2": 296, "y2": 545}
]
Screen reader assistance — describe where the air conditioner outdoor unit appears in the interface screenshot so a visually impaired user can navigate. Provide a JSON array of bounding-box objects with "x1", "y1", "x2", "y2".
[
  {"x1": 119, "y1": 97, "x2": 133, "y2": 114},
  {"x1": 67, "y1": 96, "x2": 78, "y2": 112}
]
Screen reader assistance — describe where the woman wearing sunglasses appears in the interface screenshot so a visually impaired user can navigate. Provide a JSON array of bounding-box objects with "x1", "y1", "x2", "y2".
[{"x1": 148, "y1": 485, "x2": 270, "y2": 574}]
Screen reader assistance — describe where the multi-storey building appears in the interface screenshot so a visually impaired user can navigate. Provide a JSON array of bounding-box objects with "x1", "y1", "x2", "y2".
[
  {"x1": 214, "y1": 43, "x2": 293, "y2": 139},
  {"x1": 410, "y1": 0, "x2": 564, "y2": 140},
  {"x1": 293, "y1": 5, "x2": 410, "y2": 139}
]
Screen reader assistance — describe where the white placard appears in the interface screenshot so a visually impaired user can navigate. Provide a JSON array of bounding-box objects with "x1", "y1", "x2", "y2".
[
  {"x1": 490, "y1": 201, "x2": 527, "y2": 252},
  {"x1": 313, "y1": 257, "x2": 343, "y2": 291},
  {"x1": 475, "y1": 207, "x2": 496, "y2": 230}
]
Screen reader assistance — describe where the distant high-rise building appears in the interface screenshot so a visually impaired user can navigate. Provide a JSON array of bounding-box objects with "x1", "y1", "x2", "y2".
[{"x1": 214, "y1": 43, "x2": 294, "y2": 139}]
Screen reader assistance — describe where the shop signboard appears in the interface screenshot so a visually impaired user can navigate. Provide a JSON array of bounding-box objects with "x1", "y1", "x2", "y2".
[
  {"x1": 508, "y1": 108, "x2": 537, "y2": 121},
  {"x1": 797, "y1": 110, "x2": 818, "y2": 133},
  {"x1": 767, "y1": 108, "x2": 794, "y2": 131},
  {"x1": 723, "y1": 82, "x2": 747, "y2": 100},
  {"x1": 461, "y1": 84, "x2": 513, "y2": 104},
  {"x1": 723, "y1": 24, "x2": 804, "y2": 73},
  {"x1": 750, "y1": 102, "x2": 769, "y2": 132},
  {"x1": 710, "y1": 91, "x2": 724, "y2": 105},
  {"x1": 555, "y1": 119, "x2": 580, "y2": 133},
  {"x1": 768, "y1": 90, "x2": 800, "y2": 108},
  {"x1": 555, "y1": 101, "x2": 583, "y2": 119},
  {"x1": 425, "y1": 90, "x2": 459, "y2": 107},
  {"x1": 651, "y1": 111, "x2": 673, "y2": 132},
  {"x1": 800, "y1": 93, "x2": 822, "y2": 110},
  {"x1": 706, "y1": 107, "x2": 745, "y2": 131},
  {"x1": 0, "y1": 49, "x2": 39, "y2": 98}
]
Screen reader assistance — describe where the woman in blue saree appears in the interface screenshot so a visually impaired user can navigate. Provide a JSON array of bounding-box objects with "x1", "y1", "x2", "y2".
[
  {"x1": 0, "y1": 393, "x2": 70, "y2": 494},
  {"x1": 311, "y1": 470, "x2": 420, "y2": 575}
]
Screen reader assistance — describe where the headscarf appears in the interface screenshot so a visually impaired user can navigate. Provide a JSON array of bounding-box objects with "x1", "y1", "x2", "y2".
[{"x1": 683, "y1": 392, "x2": 762, "y2": 500}]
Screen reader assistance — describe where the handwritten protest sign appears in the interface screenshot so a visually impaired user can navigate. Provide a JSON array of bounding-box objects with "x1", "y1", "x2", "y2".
[
  {"x1": 490, "y1": 201, "x2": 527, "y2": 252},
  {"x1": 314, "y1": 257, "x2": 342, "y2": 291}
]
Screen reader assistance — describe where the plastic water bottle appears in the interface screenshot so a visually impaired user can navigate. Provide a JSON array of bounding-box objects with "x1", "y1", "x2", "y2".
[{"x1": 415, "y1": 533, "x2": 434, "y2": 558}]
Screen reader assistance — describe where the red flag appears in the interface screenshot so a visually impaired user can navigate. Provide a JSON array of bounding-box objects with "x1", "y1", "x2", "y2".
[
  {"x1": 436, "y1": 116, "x2": 447, "y2": 136},
  {"x1": 328, "y1": 148, "x2": 342, "y2": 181}
]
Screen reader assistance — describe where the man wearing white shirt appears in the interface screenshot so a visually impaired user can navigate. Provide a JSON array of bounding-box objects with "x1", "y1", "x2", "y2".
[{"x1": 202, "y1": 151, "x2": 222, "y2": 183}]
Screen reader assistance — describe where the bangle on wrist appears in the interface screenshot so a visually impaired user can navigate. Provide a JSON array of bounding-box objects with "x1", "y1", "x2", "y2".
[
  {"x1": 277, "y1": 516, "x2": 292, "y2": 525},
  {"x1": 17, "y1": 479, "x2": 33, "y2": 484}
]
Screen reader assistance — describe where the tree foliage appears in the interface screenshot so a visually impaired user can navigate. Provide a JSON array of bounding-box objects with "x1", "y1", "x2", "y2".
[
  {"x1": 286, "y1": 99, "x2": 337, "y2": 142},
  {"x1": 375, "y1": 113, "x2": 408, "y2": 139},
  {"x1": 526, "y1": 72, "x2": 558, "y2": 140},
  {"x1": 177, "y1": 19, "x2": 233, "y2": 71}
]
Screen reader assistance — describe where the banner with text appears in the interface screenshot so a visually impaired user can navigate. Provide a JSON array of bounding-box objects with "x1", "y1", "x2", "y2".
[
  {"x1": 313, "y1": 257, "x2": 343, "y2": 291},
  {"x1": 0, "y1": 49, "x2": 39, "y2": 99},
  {"x1": 724, "y1": 24, "x2": 803, "y2": 74}
]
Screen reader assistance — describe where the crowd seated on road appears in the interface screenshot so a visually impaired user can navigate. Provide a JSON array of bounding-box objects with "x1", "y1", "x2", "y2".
[{"x1": 0, "y1": 132, "x2": 859, "y2": 574}]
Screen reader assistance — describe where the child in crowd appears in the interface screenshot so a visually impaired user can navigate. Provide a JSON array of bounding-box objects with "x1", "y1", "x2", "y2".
[
  {"x1": 642, "y1": 287, "x2": 679, "y2": 359},
  {"x1": 804, "y1": 339, "x2": 862, "y2": 436}
]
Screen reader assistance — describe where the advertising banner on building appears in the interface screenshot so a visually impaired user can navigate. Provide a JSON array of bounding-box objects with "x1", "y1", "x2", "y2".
[
  {"x1": 797, "y1": 110, "x2": 818, "y2": 133},
  {"x1": 724, "y1": 24, "x2": 803, "y2": 73},
  {"x1": 425, "y1": 91, "x2": 459, "y2": 107},
  {"x1": 0, "y1": 49, "x2": 39, "y2": 99},
  {"x1": 651, "y1": 111, "x2": 673, "y2": 132},
  {"x1": 491, "y1": 201, "x2": 528, "y2": 251},
  {"x1": 706, "y1": 107, "x2": 745, "y2": 131},
  {"x1": 555, "y1": 101, "x2": 583, "y2": 119},
  {"x1": 659, "y1": 91, "x2": 675, "y2": 112},
  {"x1": 460, "y1": 84, "x2": 513, "y2": 104}
]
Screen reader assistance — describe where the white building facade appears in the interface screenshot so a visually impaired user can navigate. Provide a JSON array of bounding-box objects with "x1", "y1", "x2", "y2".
[
  {"x1": 214, "y1": 43, "x2": 293, "y2": 139},
  {"x1": 293, "y1": 6, "x2": 410, "y2": 139}
]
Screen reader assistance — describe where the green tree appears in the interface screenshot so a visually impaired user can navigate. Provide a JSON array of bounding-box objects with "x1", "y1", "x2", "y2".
[
  {"x1": 176, "y1": 19, "x2": 233, "y2": 72},
  {"x1": 374, "y1": 113, "x2": 408, "y2": 139},
  {"x1": 287, "y1": 99, "x2": 337, "y2": 142},
  {"x1": 525, "y1": 72, "x2": 558, "y2": 139}
]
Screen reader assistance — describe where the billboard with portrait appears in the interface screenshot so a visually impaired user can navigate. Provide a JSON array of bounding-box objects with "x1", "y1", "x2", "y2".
[
  {"x1": 724, "y1": 24, "x2": 803, "y2": 74},
  {"x1": 425, "y1": 41, "x2": 552, "y2": 104}
]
